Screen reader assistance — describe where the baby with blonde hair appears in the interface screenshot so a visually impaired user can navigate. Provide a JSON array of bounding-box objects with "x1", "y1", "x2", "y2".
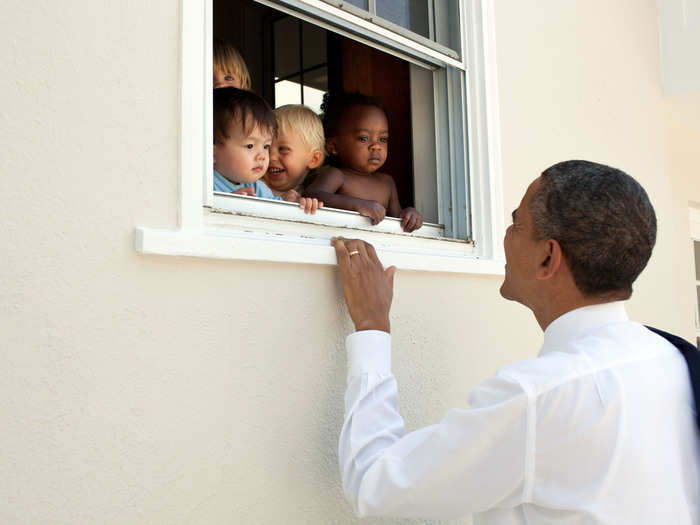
[
  {"x1": 213, "y1": 38, "x2": 251, "y2": 90},
  {"x1": 264, "y1": 104, "x2": 326, "y2": 196}
]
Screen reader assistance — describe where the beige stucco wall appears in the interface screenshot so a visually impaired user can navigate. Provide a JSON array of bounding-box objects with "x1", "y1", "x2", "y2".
[{"x1": 1, "y1": 1, "x2": 698, "y2": 524}]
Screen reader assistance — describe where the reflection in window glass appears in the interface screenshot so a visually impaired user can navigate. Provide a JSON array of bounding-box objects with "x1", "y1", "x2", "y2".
[
  {"x1": 433, "y1": 0, "x2": 461, "y2": 54},
  {"x1": 344, "y1": 0, "x2": 368, "y2": 9},
  {"x1": 376, "y1": 0, "x2": 429, "y2": 38},
  {"x1": 274, "y1": 17, "x2": 300, "y2": 78},
  {"x1": 273, "y1": 17, "x2": 328, "y2": 113},
  {"x1": 302, "y1": 66, "x2": 327, "y2": 113},
  {"x1": 275, "y1": 77, "x2": 302, "y2": 107},
  {"x1": 303, "y1": 22, "x2": 327, "y2": 69}
]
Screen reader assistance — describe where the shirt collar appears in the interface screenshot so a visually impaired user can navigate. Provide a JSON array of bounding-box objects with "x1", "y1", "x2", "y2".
[{"x1": 541, "y1": 301, "x2": 629, "y2": 355}]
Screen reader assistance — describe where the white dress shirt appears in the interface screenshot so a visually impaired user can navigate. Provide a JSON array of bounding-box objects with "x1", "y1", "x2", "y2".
[{"x1": 340, "y1": 302, "x2": 700, "y2": 523}]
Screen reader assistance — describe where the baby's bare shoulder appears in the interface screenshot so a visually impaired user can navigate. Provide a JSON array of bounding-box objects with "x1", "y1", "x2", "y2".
[
  {"x1": 374, "y1": 172, "x2": 396, "y2": 187},
  {"x1": 315, "y1": 165, "x2": 346, "y2": 181}
]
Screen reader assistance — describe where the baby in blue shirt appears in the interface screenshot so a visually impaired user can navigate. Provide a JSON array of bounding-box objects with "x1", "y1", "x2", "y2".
[{"x1": 213, "y1": 87, "x2": 322, "y2": 213}]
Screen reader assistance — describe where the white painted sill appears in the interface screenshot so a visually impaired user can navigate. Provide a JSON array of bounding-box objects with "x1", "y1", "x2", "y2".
[{"x1": 135, "y1": 199, "x2": 505, "y2": 275}]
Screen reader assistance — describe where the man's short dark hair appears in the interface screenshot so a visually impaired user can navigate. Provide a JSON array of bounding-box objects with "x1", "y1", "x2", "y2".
[
  {"x1": 213, "y1": 87, "x2": 276, "y2": 144},
  {"x1": 529, "y1": 160, "x2": 657, "y2": 299}
]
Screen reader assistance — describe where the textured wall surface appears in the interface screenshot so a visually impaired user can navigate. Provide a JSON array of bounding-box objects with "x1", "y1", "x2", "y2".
[{"x1": 1, "y1": 0, "x2": 698, "y2": 524}]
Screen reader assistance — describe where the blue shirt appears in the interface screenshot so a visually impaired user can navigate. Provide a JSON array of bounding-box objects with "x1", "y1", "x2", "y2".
[{"x1": 213, "y1": 171, "x2": 282, "y2": 200}]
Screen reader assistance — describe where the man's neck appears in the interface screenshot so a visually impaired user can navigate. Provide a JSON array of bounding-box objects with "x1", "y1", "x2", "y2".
[{"x1": 533, "y1": 294, "x2": 625, "y2": 331}]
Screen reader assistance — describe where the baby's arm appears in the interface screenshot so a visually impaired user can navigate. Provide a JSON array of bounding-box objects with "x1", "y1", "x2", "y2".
[
  {"x1": 303, "y1": 167, "x2": 386, "y2": 225},
  {"x1": 386, "y1": 175, "x2": 423, "y2": 232}
]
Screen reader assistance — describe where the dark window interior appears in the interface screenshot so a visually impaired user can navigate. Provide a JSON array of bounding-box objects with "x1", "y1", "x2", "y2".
[{"x1": 214, "y1": 0, "x2": 416, "y2": 209}]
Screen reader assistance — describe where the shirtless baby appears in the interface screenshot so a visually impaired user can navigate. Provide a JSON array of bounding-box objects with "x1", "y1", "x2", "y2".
[{"x1": 303, "y1": 92, "x2": 423, "y2": 232}]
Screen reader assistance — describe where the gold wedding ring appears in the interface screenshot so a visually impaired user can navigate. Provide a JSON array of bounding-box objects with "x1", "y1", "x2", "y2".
[{"x1": 349, "y1": 250, "x2": 360, "y2": 257}]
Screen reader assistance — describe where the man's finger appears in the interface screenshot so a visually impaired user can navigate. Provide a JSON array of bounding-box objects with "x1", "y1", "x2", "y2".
[
  {"x1": 366, "y1": 242, "x2": 381, "y2": 266},
  {"x1": 385, "y1": 265, "x2": 396, "y2": 289},
  {"x1": 354, "y1": 240, "x2": 370, "y2": 260},
  {"x1": 332, "y1": 237, "x2": 351, "y2": 267}
]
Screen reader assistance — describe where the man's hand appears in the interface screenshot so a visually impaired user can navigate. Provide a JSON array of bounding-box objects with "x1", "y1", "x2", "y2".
[{"x1": 331, "y1": 237, "x2": 396, "y2": 333}]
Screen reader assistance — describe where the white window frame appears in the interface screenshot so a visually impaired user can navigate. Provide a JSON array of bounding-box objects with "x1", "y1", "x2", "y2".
[
  {"x1": 135, "y1": 0, "x2": 505, "y2": 275},
  {"x1": 690, "y1": 206, "x2": 700, "y2": 344}
]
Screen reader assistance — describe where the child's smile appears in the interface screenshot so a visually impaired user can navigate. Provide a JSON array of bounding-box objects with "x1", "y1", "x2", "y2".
[{"x1": 264, "y1": 129, "x2": 318, "y2": 192}]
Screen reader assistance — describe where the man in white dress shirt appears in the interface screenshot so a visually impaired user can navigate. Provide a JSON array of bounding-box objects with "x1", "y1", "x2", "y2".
[{"x1": 331, "y1": 160, "x2": 699, "y2": 524}]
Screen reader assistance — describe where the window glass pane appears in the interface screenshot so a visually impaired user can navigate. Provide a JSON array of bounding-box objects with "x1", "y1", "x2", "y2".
[
  {"x1": 694, "y1": 241, "x2": 700, "y2": 281},
  {"x1": 302, "y1": 22, "x2": 326, "y2": 69},
  {"x1": 274, "y1": 17, "x2": 300, "y2": 79},
  {"x1": 433, "y1": 0, "x2": 461, "y2": 53},
  {"x1": 302, "y1": 65, "x2": 327, "y2": 113},
  {"x1": 275, "y1": 76, "x2": 302, "y2": 107},
  {"x1": 344, "y1": 0, "x2": 368, "y2": 9},
  {"x1": 303, "y1": 84, "x2": 325, "y2": 114},
  {"x1": 376, "y1": 0, "x2": 429, "y2": 38}
]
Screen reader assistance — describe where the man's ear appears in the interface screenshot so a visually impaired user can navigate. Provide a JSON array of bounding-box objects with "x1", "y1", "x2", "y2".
[
  {"x1": 536, "y1": 239, "x2": 563, "y2": 281},
  {"x1": 308, "y1": 150, "x2": 324, "y2": 169}
]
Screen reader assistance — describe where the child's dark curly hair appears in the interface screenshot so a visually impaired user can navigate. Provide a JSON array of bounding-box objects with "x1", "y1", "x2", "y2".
[{"x1": 320, "y1": 91, "x2": 389, "y2": 138}]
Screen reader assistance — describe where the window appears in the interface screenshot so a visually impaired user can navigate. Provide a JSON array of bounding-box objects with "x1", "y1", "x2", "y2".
[
  {"x1": 691, "y1": 207, "x2": 700, "y2": 347},
  {"x1": 322, "y1": 0, "x2": 461, "y2": 57},
  {"x1": 694, "y1": 240, "x2": 700, "y2": 347},
  {"x1": 135, "y1": 0, "x2": 504, "y2": 274},
  {"x1": 273, "y1": 17, "x2": 327, "y2": 113}
]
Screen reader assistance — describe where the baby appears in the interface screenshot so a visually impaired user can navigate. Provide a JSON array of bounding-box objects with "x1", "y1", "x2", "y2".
[
  {"x1": 213, "y1": 87, "x2": 321, "y2": 213},
  {"x1": 213, "y1": 38, "x2": 251, "y2": 90},
  {"x1": 263, "y1": 105, "x2": 325, "y2": 198},
  {"x1": 303, "y1": 92, "x2": 423, "y2": 232}
]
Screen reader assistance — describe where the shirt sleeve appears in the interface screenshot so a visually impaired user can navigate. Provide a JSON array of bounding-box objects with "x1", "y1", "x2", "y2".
[
  {"x1": 339, "y1": 331, "x2": 533, "y2": 520},
  {"x1": 253, "y1": 181, "x2": 283, "y2": 200}
]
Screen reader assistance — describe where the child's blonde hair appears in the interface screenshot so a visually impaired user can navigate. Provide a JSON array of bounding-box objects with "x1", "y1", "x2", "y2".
[
  {"x1": 213, "y1": 38, "x2": 251, "y2": 91},
  {"x1": 274, "y1": 105, "x2": 325, "y2": 159}
]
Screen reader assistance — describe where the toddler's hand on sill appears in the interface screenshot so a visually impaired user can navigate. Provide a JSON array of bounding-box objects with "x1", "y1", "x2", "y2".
[
  {"x1": 298, "y1": 197, "x2": 323, "y2": 214},
  {"x1": 282, "y1": 189, "x2": 323, "y2": 214},
  {"x1": 281, "y1": 189, "x2": 300, "y2": 202},
  {"x1": 400, "y1": 207, "x2": 423, "y2": 232},
  {"x1": 356, "y1": 200, "x2": 386, "y2": 226},
  {"x1": 233, "y1": 187, "x2": 256, "y2": 197}
]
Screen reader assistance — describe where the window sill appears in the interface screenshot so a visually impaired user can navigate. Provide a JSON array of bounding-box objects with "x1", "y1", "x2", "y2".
[{"x1": 135, "y1": 211, "x2": 505, "y2": 275}]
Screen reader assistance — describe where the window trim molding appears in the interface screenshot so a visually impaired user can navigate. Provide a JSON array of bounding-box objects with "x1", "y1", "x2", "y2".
[
  {"x1": 134, "y1": 0, "x2": 505, "y2": 275},
  {"x1": 690, "y1": 206, "x2": 700, "y2": 341},
  {"x1": 690, "y1": 206, "x2": 700, "y2": 241}
]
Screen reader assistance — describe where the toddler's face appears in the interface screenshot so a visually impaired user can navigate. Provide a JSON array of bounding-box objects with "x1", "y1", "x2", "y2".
[
  {"x1": 328, "y1": 105, "x2": 388, "y2": 174},
  {"x1": 264, "y1": 129, "x2": 319, "y2": 192},
  {"x1": 214, "y1": 67, "x2": 242, "y2": 89},
  {"x1": 214, "y1": 123, "x2": 272, "y2": 184}
]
